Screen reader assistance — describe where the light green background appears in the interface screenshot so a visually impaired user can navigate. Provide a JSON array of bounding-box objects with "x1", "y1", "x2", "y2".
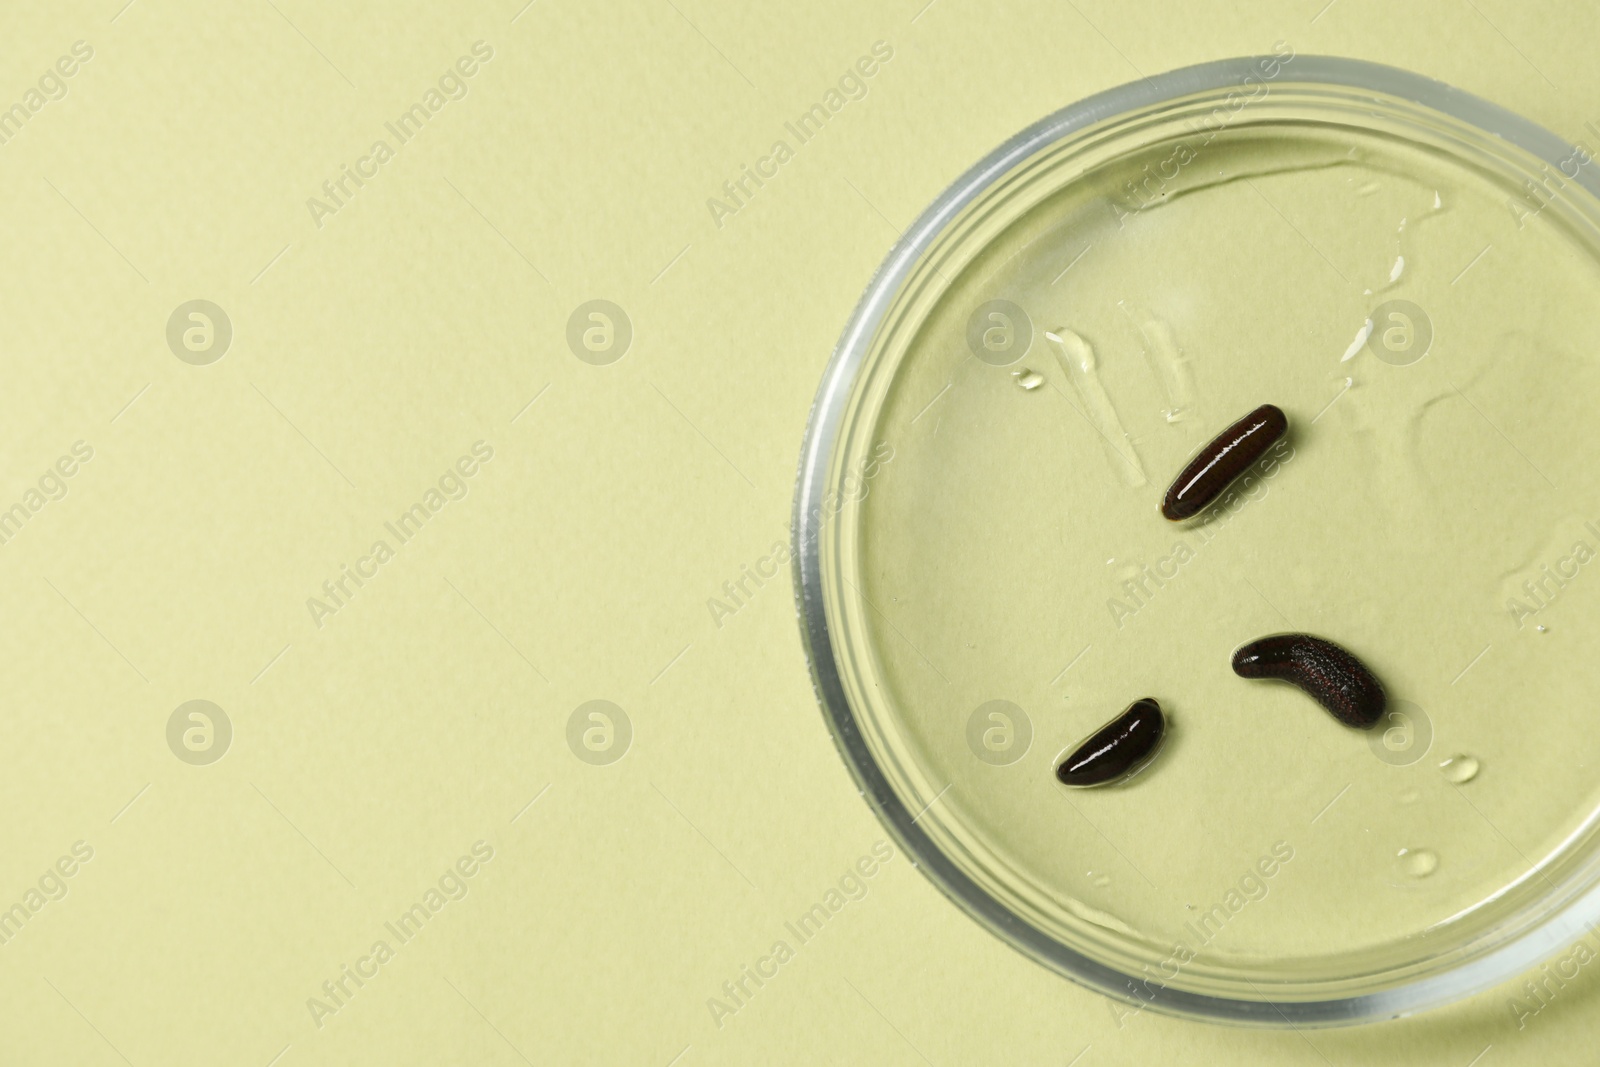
[{"x1": 0, "y1": 0, "x2": 1594, "y2": 1063}]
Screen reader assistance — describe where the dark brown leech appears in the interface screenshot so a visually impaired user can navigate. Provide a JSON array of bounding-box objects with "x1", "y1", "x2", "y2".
[
  {"x1": 1056, "y1": 699, "x2": 1165, "y2": 787},
  {"x1": 1231, "y1": 634, "x2": 1386, "y2": 728},
  {"x1": 1161, "y1": 404, "x2": 1288, "y2": 521}
]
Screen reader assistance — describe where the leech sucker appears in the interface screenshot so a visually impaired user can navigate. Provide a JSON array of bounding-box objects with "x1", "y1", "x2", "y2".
[
  {"x1": 1231, "y1": 634, "x2": 1387, "y2": 728},
  {"x1": 1056, "y1": 699, "x2": 1165, "y2": 787},
  {"x1": 1161, "y1": 403, "x2": 1288, "y2": 520}
]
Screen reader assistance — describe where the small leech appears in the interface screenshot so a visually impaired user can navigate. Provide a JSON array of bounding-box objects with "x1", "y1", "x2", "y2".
[
  {"x1": 1231, "y1": 634, "x2": 1386, "y2": 728},
  {"x1": 1161, "y1": 404, "x2": 1288, "y2": 521},
  {"x1": 1056, "y1": 698, "x2": 1165, "y2": 787}
]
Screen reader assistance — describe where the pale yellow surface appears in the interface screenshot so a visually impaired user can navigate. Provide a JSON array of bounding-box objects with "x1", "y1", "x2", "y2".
[{"x1": 1, "y1": 1, "x2": 1596, "y2": 1064}]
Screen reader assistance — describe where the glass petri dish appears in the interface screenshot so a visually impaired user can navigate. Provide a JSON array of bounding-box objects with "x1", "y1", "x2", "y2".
[{"x1": 792, "y1": 54, "x2": 1600, "y2": 1026}]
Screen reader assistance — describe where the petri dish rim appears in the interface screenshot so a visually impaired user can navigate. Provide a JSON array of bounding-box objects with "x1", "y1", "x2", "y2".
[{"x1": 791, "y1": 54, "x2": 1600, "y2": 1027}]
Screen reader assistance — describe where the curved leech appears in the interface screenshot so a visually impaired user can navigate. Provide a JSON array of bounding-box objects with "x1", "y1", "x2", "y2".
[
  {"x1": 1231, "y1": 634, "x2": 1387, "y2": 728},
  {"x1": 1056, "y1": 699, "x2": 1165, "y2": 787}
]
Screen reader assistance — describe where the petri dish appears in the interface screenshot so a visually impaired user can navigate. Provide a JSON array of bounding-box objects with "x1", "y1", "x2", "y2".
[{"x1": 792, "y1": 54, "x2": 1600, "y2": 1026}]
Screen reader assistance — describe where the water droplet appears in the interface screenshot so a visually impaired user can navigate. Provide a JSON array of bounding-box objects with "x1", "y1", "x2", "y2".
[
  {"x1": 1537, "y1": 624, "x2": 1549, "y2": 633},
  {"x1": 1088, "y1": 870, "x2": 1111, "y2": 888},
  {"x1": 1342, "y1": 318, "x2": 1374, "y2": 362},
  {"x1": 1394, "y1": 847, "x2": 1438, "y2": 879},
  {"x1": 1127, "y1": 312, "x2": 1193, "y2": 425},
  {"x1": 1357, "y1": 180, "x2": 1381, "y2": 196},
  {"x1": 1389, "y1": 255, "x2": 1405, "y2": 282},
  {"x1": 1439, "y1": 754, "x2": 1480, "y2": 783},
  {"x1": 1399, "y1": 787, "x2": 1420, "y2": 805},
  {"x1": 1046, "y1": 327, "x2": 1147, "y2": 487},
  {"x1": 1012, "y1": 368, "x2": 1044, "y2": 391},
  {"x1": 1063, "y1": 896, "x2": 1133, "y2": 933}
]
